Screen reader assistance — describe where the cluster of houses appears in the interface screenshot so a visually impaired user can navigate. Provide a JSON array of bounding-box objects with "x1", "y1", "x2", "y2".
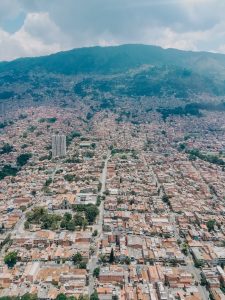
[{"x1": 0, "y1": 106, "x2": 225, "y2": 299}]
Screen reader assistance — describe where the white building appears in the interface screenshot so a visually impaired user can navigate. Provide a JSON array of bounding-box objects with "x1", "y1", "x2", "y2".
[
  {"x1": 52, "y1": 135, "x2": 66, "y2": 158},
  {"x1": 76, "y1": 193, "x2": 97, "y2": 205}
]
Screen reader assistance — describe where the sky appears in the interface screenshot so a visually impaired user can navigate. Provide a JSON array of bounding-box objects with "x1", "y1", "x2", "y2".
[{"x1": 0, "y1": 0, "x2": 225, "y2": 61}]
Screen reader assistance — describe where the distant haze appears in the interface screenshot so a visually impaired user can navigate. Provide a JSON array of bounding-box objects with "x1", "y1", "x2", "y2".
[{"x1": 0, "y1": 0, "x2": 225, "y2": 61}]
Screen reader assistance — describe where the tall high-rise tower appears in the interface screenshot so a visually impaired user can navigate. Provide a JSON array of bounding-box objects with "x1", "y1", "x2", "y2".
[
  {"x1": 0, "y1": 102, "x2": 5, "y2": 119},
  {"x1": 52, "y1": 135, "x2": 67, "y2": 158}
]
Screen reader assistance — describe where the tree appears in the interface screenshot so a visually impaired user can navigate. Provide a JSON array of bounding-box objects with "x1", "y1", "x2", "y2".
[
  {"x1": 85, "y1": 205, "x2": 99, "y2": 224},
  {"x1": 104, "y1": 189, "x2": 110, "y2": 196},
  {"x1": 66, "y1": 220, "x2": 76, "y2": 231},
  {"x1": 200, "y1": 277, "x2": 207, "y2": 286},
  {"x1": 162, "y1": 194, "x2": 169, "y2": 204},
  {"x1": 97, "y1": 183, "x2": 102, "y2": 192},
  {"x1": 209, "y1": 293, "x2": 215, "y2": 300},
  {"x1": 177, "y1": 239, "x2": 182, "y2": 245},
  {"x1": 73, "y1": 204, "x2": 99, "y2": 225},
  {"x1": 31, "y1": 190, "x2": 36, "y2": 197},
  {"x1": 46, "y1": 117, "x2": 57, "y2": 123},
  {"x1": 92, "y1": 230, "x2": 98, "y2": 237},
  {"x1": 60, "y1": 219, "x2": 67, "y2": 228},
  {"x1": 16, "y1": 153, "x2": 32, "y2": 167},
  {"x1": 109, "y1": 248, "x2": 115, "y2": 263},
  {"x1": 79, "y1": 262, "x2": 87, "y2": 269},
  {"x1": 99, "y1": 254, "x2": 107, "y2": 263},
  {"x1": 207, "y1": 219, "x2": 216, "y2": 232},
  {"x1": 0, "y1": 165, "x2": 18, "y2": 180},
  {"x1": 86, "y1": 112, "x2": 93, "y2": 120},
  {"x1": 194, "y1": 259, "x2": 204, "y2": 268},
  {"x1": 125, "y1": 256, "x2": 131, "y2": 265},
  {"x1": 24, "y1": 221, "x2": 30, "y2": 230},
  {"x1": 72, "y1": 252, "x2": 83, "y2": 265},
  {"x1": 90, "y1": 291, "x2": 99, "y2": 300},
  {"x1": 78, "y1": 296, "x2": 89, "y2": 300},
  {"x1": 61, "y1": 213, "x2": 73, "y2": 229},
  {"x1": 56, "y1": 294, "x2": 67, "y2": 300},
  {"x1": 0, "y1": 294, "x2": 39, "y2": 300},
  {"x1": 93, "y1": 267, "x2": 100, "y2": 278},
  {"x1": 0, "y1": 143, "x2": 13, "y2": 154},
  {"x1": 96, "y1": 196, "x2": 101, "y2": 206},
  {"x1": 170, "y1": 259, "x2": 178, "y2": 267},
  {"x1": 178, "y1": 143, "x2": 186, "y2": 151},
  {"x1": 4, "y1": 251, "x2": 18, "y2": 268},
  {"x1": 64, "y1": 174, "x2": 76, "y2": 182},
  {"x1": 21, "y1": 294, "x2": 38, "y2": 300},
  {"x1": 82, "y1": 219, "x2": 88, "y2": 230},
  {"x1": 182, "y1": 247, "x2": 188, "y2": 256},
  {"x1": 44, "y1": 178, "x2": 52, "y2": 187},
  {"x1": 26, "y1": 207, "x2": 62, "y2": 230},
  {"x1": 74, "y1": 214, "x2": 84, "y2": 227}
]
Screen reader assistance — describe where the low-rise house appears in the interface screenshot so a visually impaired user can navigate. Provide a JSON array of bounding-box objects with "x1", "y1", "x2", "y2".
[{"x1": 76, "y1": 193, "x2": 97, "y2": 205}]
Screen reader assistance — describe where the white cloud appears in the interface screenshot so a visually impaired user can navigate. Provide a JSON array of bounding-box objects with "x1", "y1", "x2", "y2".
[
  {"x1": 0, "y1": 12, "x2": 71, "y2": 61},
  {"x1": 151, "y1": 28, "x2": 199, "y2": 51},
  {"x1": 1, "y1": 0, "x2": 225, "y2": 60},
  {"x1": 136, "y1": 18, "x2": 225, "y2": 54},
  {"x1": 0, "y1": 0, "x2": 21, "y2": 22},
  {"x1": 23, "y1": 12, "x2": 68, "y2": 44}
]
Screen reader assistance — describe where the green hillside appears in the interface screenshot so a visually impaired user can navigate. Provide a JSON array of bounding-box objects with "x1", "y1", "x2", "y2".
[
  {"x1": 1, "y1": 44, "x2": 225, "y2": 103},
  {"x1": 1, "y1": 44, "x2": 225, "y2": 76}
]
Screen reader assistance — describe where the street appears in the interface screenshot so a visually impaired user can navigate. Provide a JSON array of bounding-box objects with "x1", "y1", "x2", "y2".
[{"x1": 88, "y1": 150, "x2": 111, "y2": 296}]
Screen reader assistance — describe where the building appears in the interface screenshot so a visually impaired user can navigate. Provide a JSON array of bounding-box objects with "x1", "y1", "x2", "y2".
[
  {"x1": 99, "y1": 267, "x2": 125, "y2": 284},
  {"x1": 76, "y1": 193, "x2": 97, "y2": 205},
  {"x1": 0, "y1": 102, "x2": 5, "y2": 117},
  {"x1": 213, "y1": 247, "x2": 225, "y2": 266},
  {"x1": 24, "y1": 262, "x2": 40, "y2": 283},
  {"x1": 210, "y1": 288, "x2": 225, "y2": 300},
  {"x1": 52, "y1": 135, "x2": 66, "y2": 158},
  {"x1": 156, "y1": 282, "x2": 170, "y2": 300}
]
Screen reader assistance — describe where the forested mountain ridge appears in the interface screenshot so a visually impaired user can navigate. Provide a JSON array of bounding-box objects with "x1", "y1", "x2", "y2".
[
  {"x1": 1, "y1": 44, "x2": 225, "y2": 77},
  {"x1": 1, "y1": 44, "x2": 225, "y2": 113}
]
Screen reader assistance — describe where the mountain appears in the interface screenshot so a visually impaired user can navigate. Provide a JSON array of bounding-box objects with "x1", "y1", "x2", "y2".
[
  {"x1": 1, "y1": 44, "x2": 225, "y2": 76},
  {"x1": 1, "y1": 44, "x2": 225, "y2": 108}
]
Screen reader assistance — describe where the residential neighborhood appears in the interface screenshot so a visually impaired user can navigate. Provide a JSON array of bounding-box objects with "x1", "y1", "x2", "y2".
[{"x1": 0, "y1": 105, "x2": 225, "y2": 300}]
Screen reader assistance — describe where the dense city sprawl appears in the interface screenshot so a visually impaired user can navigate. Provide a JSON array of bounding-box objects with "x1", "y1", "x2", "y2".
[{"x1": 0, "y1": 104, "x2": 224, "y2": 300}]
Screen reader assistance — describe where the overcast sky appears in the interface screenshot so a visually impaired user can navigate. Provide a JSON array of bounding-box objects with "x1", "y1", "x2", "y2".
[{"x1": 0, "y1": 0, "x2": 224, "y2": 61}]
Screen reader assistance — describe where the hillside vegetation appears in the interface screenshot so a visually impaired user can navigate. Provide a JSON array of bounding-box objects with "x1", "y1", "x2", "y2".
[{"x1": 1, "y1": 44, "x2": 225, "y2": 109}]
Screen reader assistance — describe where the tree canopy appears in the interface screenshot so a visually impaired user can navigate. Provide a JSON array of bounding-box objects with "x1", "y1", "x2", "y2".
[
  {"x1": 4, "y1": 251, "x2": 18, "y2": 268},
  {"x1": 16, "y1": 153, "x2": 32, "y2": 167}
]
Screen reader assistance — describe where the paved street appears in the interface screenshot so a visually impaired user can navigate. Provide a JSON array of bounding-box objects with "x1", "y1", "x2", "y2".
[
  {"x1": 88, "y1": 150, "x2": 111, "y2": 296},
  {"x1": 185, "y1": 255, "x2": 209, "y2": 300}
]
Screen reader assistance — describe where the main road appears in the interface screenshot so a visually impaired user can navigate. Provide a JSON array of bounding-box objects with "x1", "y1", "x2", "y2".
[{"x1": 88, "y1": 150, "x2": 111, "y2": 296}]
